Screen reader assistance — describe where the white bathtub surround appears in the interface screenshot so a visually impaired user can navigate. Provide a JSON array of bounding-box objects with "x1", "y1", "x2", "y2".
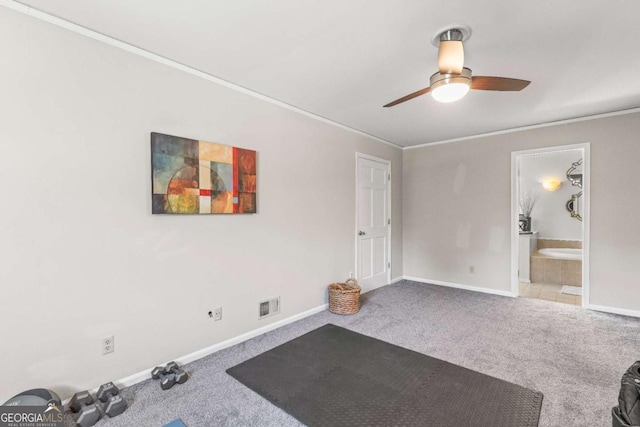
[
  {"x1": 538, "y1": 248, "x2": 582, "y2": 261},
  {"x1": 561, "y1": 285, "x2": 583, "y2": 296}
]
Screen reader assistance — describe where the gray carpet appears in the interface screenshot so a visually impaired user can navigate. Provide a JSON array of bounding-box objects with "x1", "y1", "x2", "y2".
[{"x1": 73, "y1": 280, "x2": 640, "y2": 427}]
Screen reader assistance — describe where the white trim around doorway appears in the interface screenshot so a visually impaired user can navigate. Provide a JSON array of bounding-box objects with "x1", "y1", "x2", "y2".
[{"x1": 510, "y1": 143, "x2": 591, "y2": 307}]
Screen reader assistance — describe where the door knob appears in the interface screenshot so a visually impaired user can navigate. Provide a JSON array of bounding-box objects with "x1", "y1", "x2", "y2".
[{"x1": 358, "y1": 231, "x2": 366, "y2": 236}]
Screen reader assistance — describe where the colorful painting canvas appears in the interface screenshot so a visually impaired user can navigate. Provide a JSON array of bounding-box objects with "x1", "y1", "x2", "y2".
[{"x1": 151, "y1": 132, "x2": 257, "y2": 214}]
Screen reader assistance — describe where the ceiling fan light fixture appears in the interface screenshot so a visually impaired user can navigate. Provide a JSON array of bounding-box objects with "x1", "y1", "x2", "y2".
[
  {"x1": 430, "y1": 68, "x2": 472, "y2": 103},
  {"x1": 431, "y1": 81, "x2": 470, "y2": 103}
]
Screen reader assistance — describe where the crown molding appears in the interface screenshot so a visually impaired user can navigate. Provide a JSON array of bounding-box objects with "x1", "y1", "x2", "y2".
[
  {"x1": 404, "y1": 106, "x2": 640, "y2": 150},
  {"x1": 0, "y1": 0, "x2": 402, "y2": 150}
]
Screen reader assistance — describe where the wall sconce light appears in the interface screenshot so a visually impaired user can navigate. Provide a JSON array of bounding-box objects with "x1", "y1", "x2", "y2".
[{"x1": 542, "y1": 180, "x2": 561, "y2": 191}]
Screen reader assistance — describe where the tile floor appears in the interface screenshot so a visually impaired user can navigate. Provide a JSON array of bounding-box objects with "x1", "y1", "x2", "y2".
[{"x1": 519, "y1": 282, "x2": 582, "y2": 306}]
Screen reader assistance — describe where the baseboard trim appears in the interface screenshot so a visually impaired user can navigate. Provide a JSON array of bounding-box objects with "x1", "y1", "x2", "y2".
[
  {"x1": 588, "y1": 304, "x2": 640, "y2": 319},
  {"x1": 404, "y1": 276, "x2": 516, "y2": 298},
  {"x1": 389, "y1": 276, "x2": 404, "y2": 284},
  {"x1": 63, "y1": 302, "x2": 328, "y2": 407}
]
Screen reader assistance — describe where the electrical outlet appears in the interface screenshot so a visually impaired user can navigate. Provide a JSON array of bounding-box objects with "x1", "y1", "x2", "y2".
[
  {"x1": 214, "y1": 307, "x2": 222, "y2": 321},
  {"x1": 102, "y1": 335, "x2": 114, "y2": 355},
  {"x1": 349, "y1": 272, "x2": 353, "y2": 279},
  {"x1": 469, "y1": 266, "x2": 475, "y2": 274}
]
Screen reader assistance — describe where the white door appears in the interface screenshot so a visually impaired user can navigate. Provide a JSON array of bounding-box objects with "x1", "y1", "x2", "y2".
[{"x1": 356, "y1": 155, "x2": 391, "y2": 292}]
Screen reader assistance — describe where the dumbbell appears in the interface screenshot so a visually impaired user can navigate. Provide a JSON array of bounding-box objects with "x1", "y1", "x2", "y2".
[
  {"x1": 151, "y1": 361, "x2": 188, "y2": 390},
  {"x1": 151, "y1": 365, "x2": 176, "y2": 390},
  {"x1": 164, "y1": 361, "x2": 189, "y2": 385},
  {"x1": 69, "y1": 390, "x2": 101, "y2": 427},
  {"x1": 96, "y1": 382, "x2": 127, "y2": 418}
]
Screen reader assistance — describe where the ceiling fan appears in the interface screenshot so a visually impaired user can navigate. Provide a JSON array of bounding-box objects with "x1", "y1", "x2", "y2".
[{"x1": 384, "y1": 27, "x2": 530, "y2": 107}]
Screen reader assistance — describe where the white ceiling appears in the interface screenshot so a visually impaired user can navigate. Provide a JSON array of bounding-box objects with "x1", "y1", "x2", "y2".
[{"x1": 14, "y1": 0, "x2": 640, "y2": 147}]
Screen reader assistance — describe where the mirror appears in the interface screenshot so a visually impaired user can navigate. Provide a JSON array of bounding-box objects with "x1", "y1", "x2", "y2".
[
  {"x1": 566, "y1": 158, "x2": 583, "y2": 188},
  {"x1": 566, "y1": 191, "x2": 583, "y2": 221},
  {"x1": 566, "y1": 158, "x2": 583, "y2": 221}
]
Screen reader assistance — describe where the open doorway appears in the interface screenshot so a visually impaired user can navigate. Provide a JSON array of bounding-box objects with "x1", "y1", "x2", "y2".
[{"x1": 511, "y1": 144, "x2": 590, "y2": 307}]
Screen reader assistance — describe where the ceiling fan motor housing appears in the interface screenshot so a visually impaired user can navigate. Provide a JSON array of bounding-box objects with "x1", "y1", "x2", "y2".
[
  {"x1": 430, "y1": 67, "x2": 472, "y2": 87},
  {"x1": 429, "y1": 67, "x2": 472, "y2": 102}
]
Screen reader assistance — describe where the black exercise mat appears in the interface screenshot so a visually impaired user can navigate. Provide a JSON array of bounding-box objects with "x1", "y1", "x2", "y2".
[{"x1": 227, "y1": 324, "x2": 543, "y2": 427}]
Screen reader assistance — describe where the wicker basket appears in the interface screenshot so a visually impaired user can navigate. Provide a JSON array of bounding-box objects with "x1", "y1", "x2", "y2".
[{"x1": 328, "y1": 278, "x2": 361, "y2": 315}]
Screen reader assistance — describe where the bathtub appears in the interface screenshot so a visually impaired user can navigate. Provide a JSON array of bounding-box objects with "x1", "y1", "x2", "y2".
[{"x1": 538, "y1": 248, "x2": 582, "y2": 261}]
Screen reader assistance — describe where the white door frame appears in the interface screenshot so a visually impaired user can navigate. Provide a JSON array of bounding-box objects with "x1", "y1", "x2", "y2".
[
  {"x1": 355, "y1": 152, "x2": 392, "y2": 288},
  {"x1": 510, "y1": 143, "x2": 591, "y2": 307}
]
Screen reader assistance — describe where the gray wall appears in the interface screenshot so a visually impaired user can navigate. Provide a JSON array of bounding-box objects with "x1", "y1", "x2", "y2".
[
  {"x1": 403, "y1": 112, "x2": 640, "y2": 311},
  {"x1": 0, "y1": 8, "x2": 402, "y2": 401}
]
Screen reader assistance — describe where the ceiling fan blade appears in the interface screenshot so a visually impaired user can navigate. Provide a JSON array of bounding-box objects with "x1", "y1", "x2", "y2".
[
  {"x1": 471, "y1": 76, "x2": 531, "y2": 91},
  {"x1": 438, "y1": 40, "x2": 464, "y2": 74},
  {"x1": 383, "y1": 86, "x2": 431, "y2": 108}
]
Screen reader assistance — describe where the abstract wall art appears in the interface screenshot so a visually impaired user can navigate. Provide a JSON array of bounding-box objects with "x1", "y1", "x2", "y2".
[{"x1": 151, "y1": 132, "x2": 257, "y2": 214}]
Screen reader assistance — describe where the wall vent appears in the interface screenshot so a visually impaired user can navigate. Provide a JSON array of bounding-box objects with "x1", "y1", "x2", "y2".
[{"x1": 259, "y1": 297, "x2": 280, "y2": 319}]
